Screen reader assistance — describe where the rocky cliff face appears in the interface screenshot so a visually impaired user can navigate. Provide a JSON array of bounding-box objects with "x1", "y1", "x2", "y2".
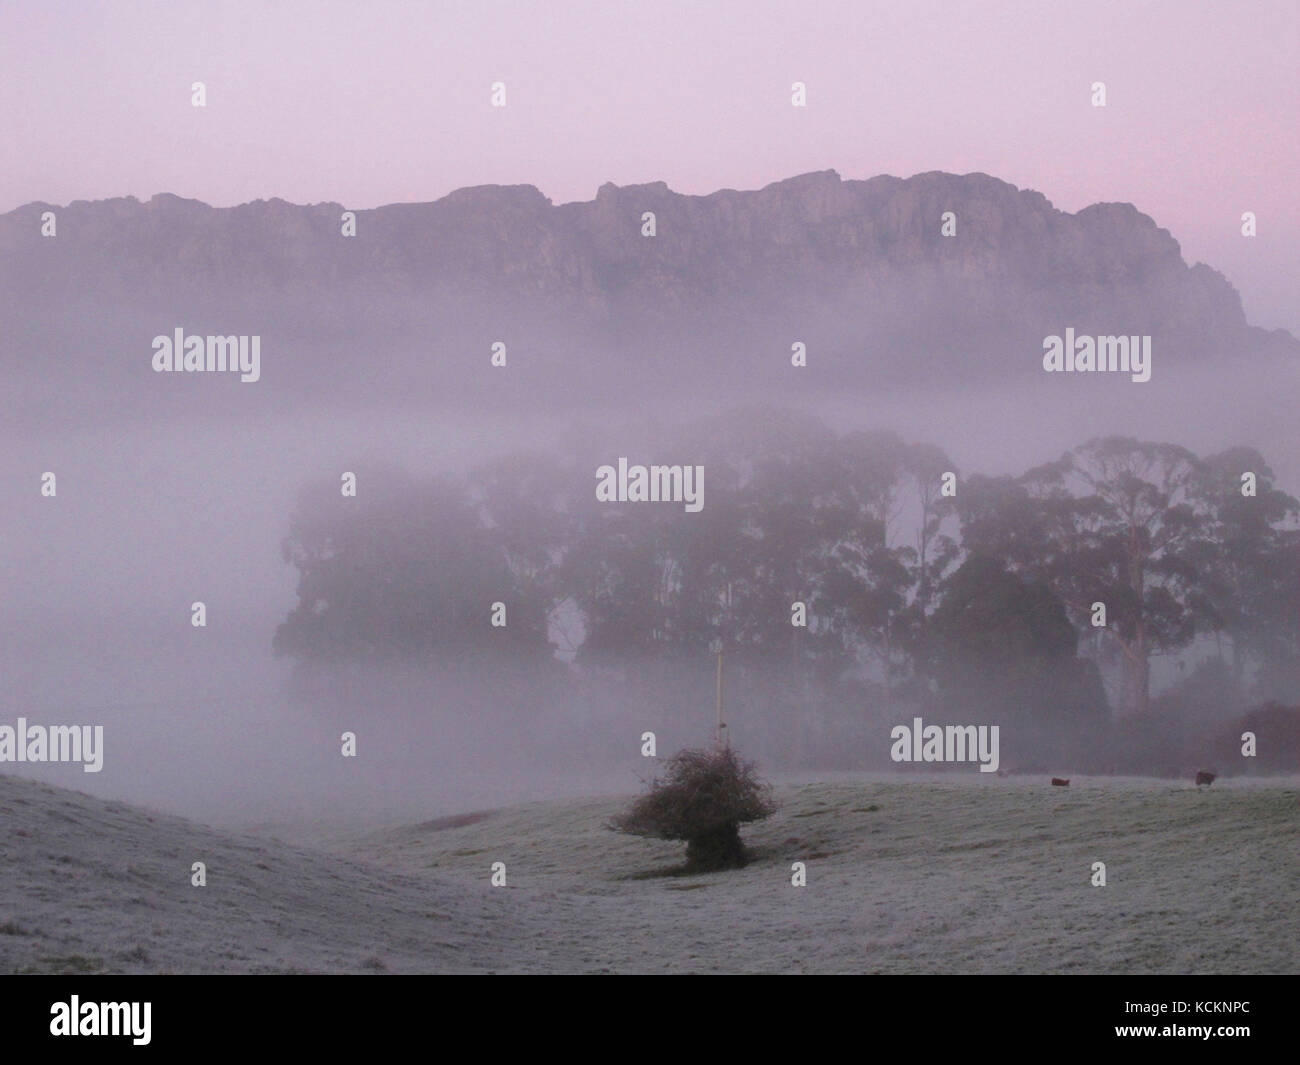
[{"x1": 0, "y1": 170, "x2": 1293, "y2": 422}]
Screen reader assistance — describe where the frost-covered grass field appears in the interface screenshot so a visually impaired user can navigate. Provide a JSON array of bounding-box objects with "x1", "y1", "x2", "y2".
[{"x1": 2, "y1": 772, "x2": 1296, "y2": 974}]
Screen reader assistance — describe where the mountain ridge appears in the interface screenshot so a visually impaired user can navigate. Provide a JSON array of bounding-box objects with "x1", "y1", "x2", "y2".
[
  {"x1": 1, "y1": 169, "x2": 1294, "y2": 426},
  {"x1": 0, "y1": 169, "x2": 1264, "y2": 317}
]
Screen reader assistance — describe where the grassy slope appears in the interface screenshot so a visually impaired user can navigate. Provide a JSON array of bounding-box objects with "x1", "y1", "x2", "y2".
[
  {"x1": 3, "y1": 772, "x2": 1296, "y2": 973},
  {"x1": 344, "y1": 775, "x2": 1299, "y2": 974},
  {"x1": 0, "y1": 774, "x2": 545, "y2": 974}
]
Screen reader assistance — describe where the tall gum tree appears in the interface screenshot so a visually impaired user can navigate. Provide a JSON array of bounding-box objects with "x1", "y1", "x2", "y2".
[{"x1": 960, "y1": 437, "x2": 1209, "y2": 717}]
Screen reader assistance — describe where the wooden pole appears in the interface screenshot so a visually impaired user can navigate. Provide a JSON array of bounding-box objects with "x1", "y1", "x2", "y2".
[{"x1": 715, "y1": 645, "x2": 726, "y2": 746}]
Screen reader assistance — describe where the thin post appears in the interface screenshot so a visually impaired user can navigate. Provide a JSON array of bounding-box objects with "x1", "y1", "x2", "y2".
[{"x1": 715, "y1": 645, "x2": 727, "y2": 746}]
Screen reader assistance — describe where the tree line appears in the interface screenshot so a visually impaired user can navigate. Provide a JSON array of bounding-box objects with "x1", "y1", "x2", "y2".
[{"x1": 273, "y1": 410, "x2": 1299, "y2": 764}]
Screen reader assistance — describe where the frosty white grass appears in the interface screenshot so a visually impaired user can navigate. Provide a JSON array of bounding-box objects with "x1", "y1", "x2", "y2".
[{"x1": 2, "y1": 772, "x2": 1295, "y2": 974}]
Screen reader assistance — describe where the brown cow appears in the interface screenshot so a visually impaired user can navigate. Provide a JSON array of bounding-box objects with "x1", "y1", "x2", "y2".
[
  {"x1": 1195, "y1": 770, "x2": 1216, "y2": 786},
  {"x1": 1051, "y1": 777, "x2": 1069, "y2": 787}
]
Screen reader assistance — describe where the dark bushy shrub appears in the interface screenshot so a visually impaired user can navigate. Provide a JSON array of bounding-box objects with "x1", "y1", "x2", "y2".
[{"x1": 611, "y1": 746, "x2": 776, "y2": 872}]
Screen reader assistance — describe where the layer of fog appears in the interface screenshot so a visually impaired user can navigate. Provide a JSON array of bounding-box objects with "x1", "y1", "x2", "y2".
[{"x1": 1, "y1": 338, "x2": 1294, "y2": 829}]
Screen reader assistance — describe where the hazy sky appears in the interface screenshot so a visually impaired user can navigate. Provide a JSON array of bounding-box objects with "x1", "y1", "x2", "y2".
[{"x1": 2, "y1": 0, "x2": 1297, "y2": 332}]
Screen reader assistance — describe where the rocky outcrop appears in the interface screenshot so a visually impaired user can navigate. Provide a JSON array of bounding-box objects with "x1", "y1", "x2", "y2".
[{"x1": 0, "y1": 169, "x2": 1292, "y2": 419}]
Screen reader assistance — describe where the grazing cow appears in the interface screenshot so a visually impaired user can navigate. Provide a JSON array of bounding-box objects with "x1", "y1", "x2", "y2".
[
  {"x1": 1051, "y1": 777, "x2": 1069, "y2": 787},
  {"x1": 1195, "y1": 770, "x2": 1216, "y2": 786}
]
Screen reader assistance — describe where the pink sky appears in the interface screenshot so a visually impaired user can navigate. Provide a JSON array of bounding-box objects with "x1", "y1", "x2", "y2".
[{"x1": 2, "y1": 0, "x2": 1296, "y2": 331}]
